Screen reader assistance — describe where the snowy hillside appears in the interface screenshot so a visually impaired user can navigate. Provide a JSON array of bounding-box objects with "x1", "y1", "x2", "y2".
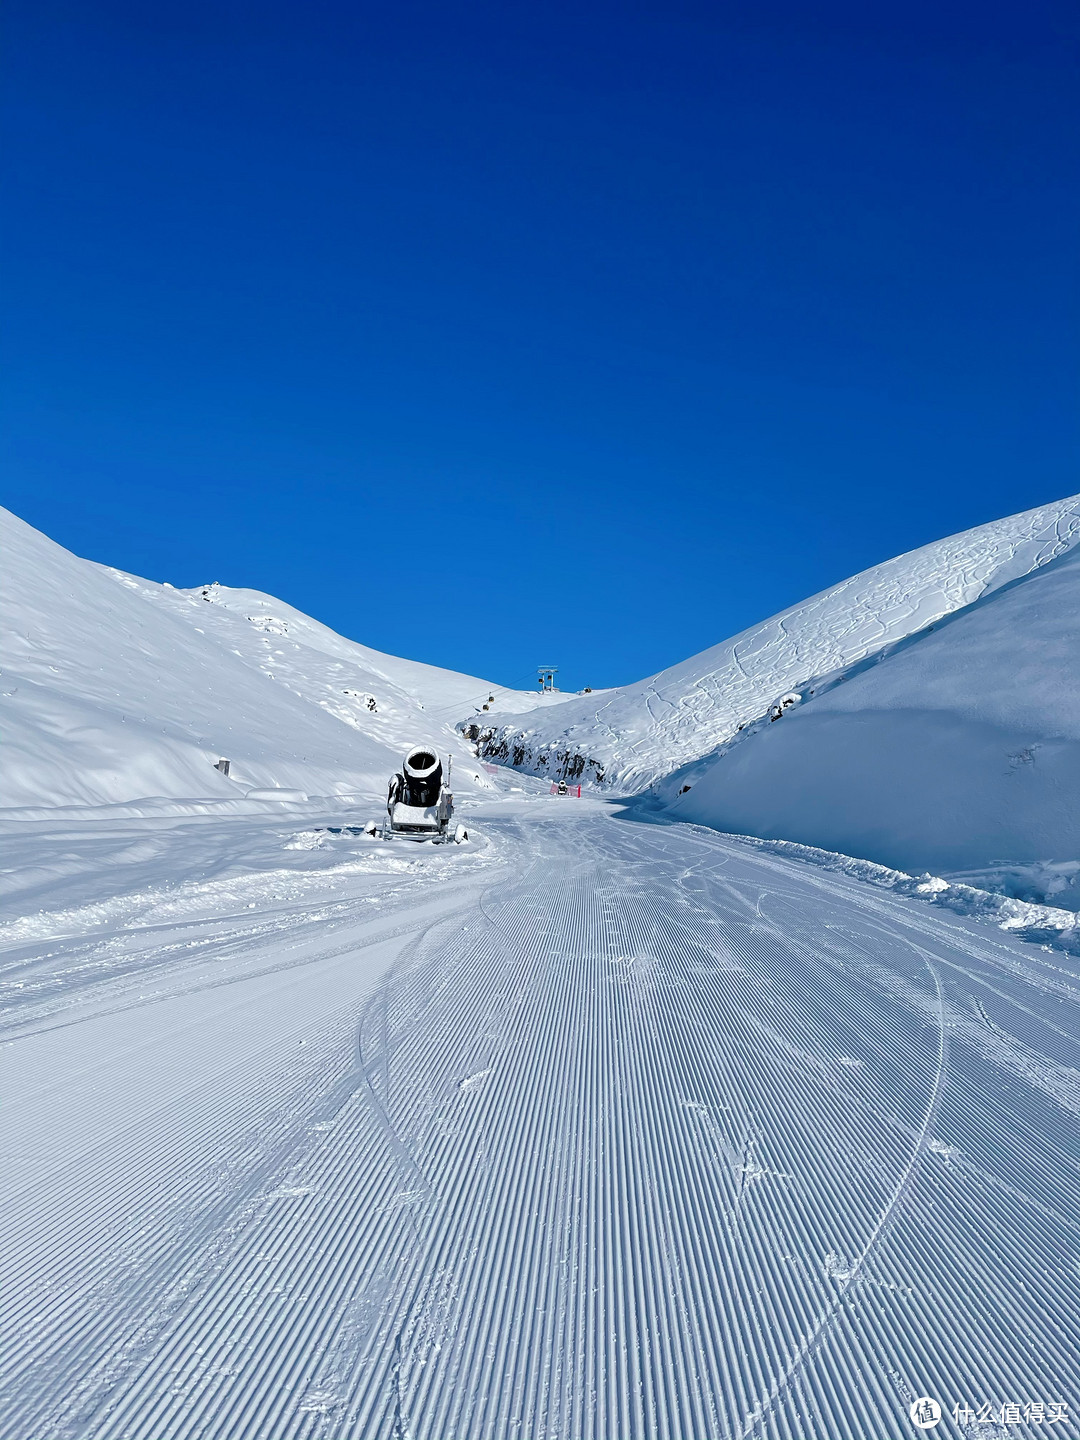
[
  {"x1": 670, "y1": 540, "x2": 1080, "y2": 904},
  {"x1": 472, "y1": 494, "x2": 1080, "y2": 791},
  {"x1": 6, "y1": 504, "x2": 1080, "y2": 1440},
  {"x1": 0, "y1": 508, "x2": 537, "y2": 811}
]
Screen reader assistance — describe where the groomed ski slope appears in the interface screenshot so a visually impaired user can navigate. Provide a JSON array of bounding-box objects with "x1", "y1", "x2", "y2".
[
  {"x1": 3, "y1": 795, "x2": 1078, "y2": 1440},
  {"x1": 481, "y1": 493, "x2": 1080, "y2": 791}
]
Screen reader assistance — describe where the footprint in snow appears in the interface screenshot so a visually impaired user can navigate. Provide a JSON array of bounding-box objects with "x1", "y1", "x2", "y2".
[
  {"x1": 378, "y1": 1188, "x2": 428, "y2": 1215},
  {"x1": 741, "y1": 1159, "x2": 795, "y2": 1183},
  {"x1": 823, "y1": 1250, "x2": 855, "y2": 1282},
  {"x1": 297, "y1": 1392, "x2": 338, "y2": 1414}
]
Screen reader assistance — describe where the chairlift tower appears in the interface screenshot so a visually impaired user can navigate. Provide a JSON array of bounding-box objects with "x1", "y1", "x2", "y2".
[{"x1": 537, "y1": 666, "x2": 559, "y2": 693}]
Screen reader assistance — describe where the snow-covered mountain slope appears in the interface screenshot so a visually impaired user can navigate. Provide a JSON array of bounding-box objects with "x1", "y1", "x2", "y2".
[
  {"x1": 670, "y1": 539, "x2": 1080, "y2": 901},
  {"x1": 0, "y1": 507, "x2": 535, "y2": 811},
  {"x1": 474, "y1": 494, "x2": 1080, "y2": 791}
]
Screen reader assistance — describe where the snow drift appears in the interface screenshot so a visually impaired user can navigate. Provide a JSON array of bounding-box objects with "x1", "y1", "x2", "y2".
[
  {"x1": 0, "y1": 508, "x2": 532, "y2": 811},
  {"x1": 473, "y1": 494, "x2": 1080, "y2": 792},
  {"x1": 670, "y1": 540, "x2": 1080, "y2": 902}
]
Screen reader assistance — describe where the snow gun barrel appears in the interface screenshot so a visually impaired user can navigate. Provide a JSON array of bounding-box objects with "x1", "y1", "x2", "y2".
[{"x1": 402, "y1": 747, "x2": 442, "y2": 807}]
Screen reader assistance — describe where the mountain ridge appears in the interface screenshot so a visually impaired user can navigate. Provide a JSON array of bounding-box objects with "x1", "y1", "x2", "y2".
[
  {"x1": 471, "y1": 492, "x2": 1080, "y2": 791},
  {"x1": 0, "y1": 507, "x2": 537, "y2": 811}
]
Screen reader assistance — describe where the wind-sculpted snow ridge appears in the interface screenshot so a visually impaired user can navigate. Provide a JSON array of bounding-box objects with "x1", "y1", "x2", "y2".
[
  {"x1": 4, "y1": 806, "x2": 1078, "y2": 1440},
  {"x1": 670, "y1": 540, "x2": 1080, "y2": 891},
  {"x1": 476, "y1": 493, "x2": 1080, "y2": 791},
  {"x1": 704, "y1": 828, "x2": 1080, "y2": 955}
]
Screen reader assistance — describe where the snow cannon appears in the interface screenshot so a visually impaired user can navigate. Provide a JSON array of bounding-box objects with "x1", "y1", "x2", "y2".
[{"x1": 382, "y1": 746, "x2": 464, "y2": 842}]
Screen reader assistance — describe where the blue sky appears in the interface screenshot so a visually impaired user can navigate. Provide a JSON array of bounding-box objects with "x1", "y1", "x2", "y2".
[{"x1": 3, "y1": 0, "x2": 1078, "y2": 691}]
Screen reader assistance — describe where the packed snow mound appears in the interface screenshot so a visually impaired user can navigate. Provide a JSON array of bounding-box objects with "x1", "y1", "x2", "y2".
[
  {"x1": 671, "y1": 542, "x2": 1080, "y2": 902},
  {"x1": 476, "y1": 494, "x2": 1080, "y2": 791},
  {"x1": 0, "y1": 508, "x2": 534, "y2": 811}
]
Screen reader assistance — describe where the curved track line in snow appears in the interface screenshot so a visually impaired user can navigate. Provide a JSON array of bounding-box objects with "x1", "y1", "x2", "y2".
[
  {"x1": 3, "y1": 811, "x2": 1079, "y2": 1439},
  {"x1": 737, "y1": 947, "x2": 948, "y2": 1439}
]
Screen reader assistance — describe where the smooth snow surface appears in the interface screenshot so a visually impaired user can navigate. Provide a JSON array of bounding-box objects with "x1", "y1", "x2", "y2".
[
  {"x1": 3, "y1": 795, "x2": 1079, "y2": 1439},
  {"x1": 0, "y1": 507, "x2": 537, "y2": 811},
  {"x1": 480, "y1": 493, "x2": 1080, "y2": 791},
  {"x1": 673, "y1": 541, "x2": 1080, "y2": 896}
]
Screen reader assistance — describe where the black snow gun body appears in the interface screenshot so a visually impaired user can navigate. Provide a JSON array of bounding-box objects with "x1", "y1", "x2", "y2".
[{"x1": 380, "y1": 747, "x2": 465, "y2": 842}]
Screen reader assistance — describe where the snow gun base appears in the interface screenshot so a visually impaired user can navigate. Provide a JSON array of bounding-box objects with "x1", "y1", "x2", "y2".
[{"x1": 363, "y1": 818, "x2": 469, "y2": 845}]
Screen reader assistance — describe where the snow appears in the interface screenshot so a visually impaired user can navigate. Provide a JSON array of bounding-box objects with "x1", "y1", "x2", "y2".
[
  {"x1": 4, "y1": 502, "x2": 1080, "y2": 1438},
  {"x1": 0, "y1": 507, "x2": 538, "y2": 813},
  {"x1": 670, "y1": 540, "x2": 1080, "y2": 898},
  {"x1": 687, "y1": 824, "x2": 1080, "y2": 956},
  {"x1": 3, "y1": 801, "x2": 1078, "y2": 1438},
  {"x1": 476, "y1": 492, "x2": 1080, "y2": 792}
]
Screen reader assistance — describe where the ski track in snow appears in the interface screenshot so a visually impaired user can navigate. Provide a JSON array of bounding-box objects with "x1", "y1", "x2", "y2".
[{"x1": 2, "y1": 806, "x2": 1079, "y2": 1439}]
